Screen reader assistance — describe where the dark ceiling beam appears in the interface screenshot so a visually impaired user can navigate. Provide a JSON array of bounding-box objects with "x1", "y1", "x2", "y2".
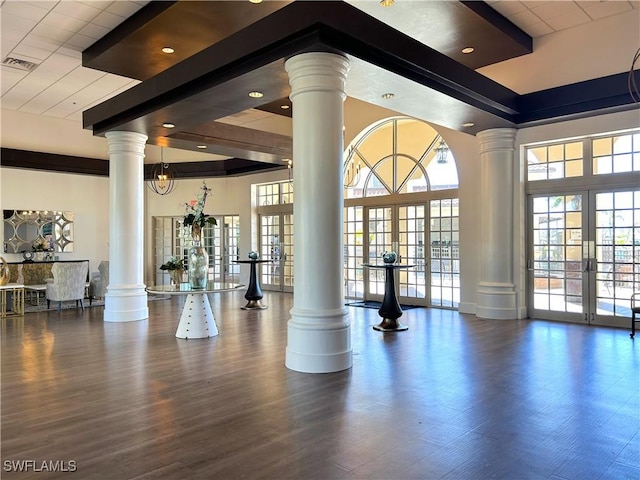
[
  {"x1": 82, "y1": 1, "x2": 520, "y2": 138},
  {"x1": 144, "y1": 159, "x2": 285, "y2": 179},
  {"x1": 168, "y1": 121, "x2": 292, "y2": 162},
  {"x1": 516, "y1": 71, "x2": 640, "y2": 125},
  {"x1": 2, "y1": 148, "x2": 285, "y2": 178},
  {"x1": 1, "y1": 148, "x2": 109, "y2": 176}
]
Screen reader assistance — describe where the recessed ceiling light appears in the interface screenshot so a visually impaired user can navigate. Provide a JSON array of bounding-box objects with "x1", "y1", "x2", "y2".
[
  {"x1": 461, "y1": 47, "x2": 475, "y2": 54},
  {"x1": 462, "y1": 122, "x2": 475, "y2": 128},
  {"x1": 249, "y1": 0, "x2": 263, "y2": 3},
  {"x1": 280, "y1": 104, "x2": 290, "y2": 109},
  {"x1": 248, "y1": 91, "x2": 264, "y2": 98},
  {"x1": 381, "y1": 93, "x2": 394, "y2": 99},
  {"x1": 162, "y1": 47, "x2": 174, "y2": 54},
  {"x1": 162, "y1": 122, "x2": 175, "y2": 128},
  {"x1": 380, "y1": 0, "x2": 395, "y2": 6},
  {"x1": 196, "y1": 145, "x2": 207, "y2": 149}
]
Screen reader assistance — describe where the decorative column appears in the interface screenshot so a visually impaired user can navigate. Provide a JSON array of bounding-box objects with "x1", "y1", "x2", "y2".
[
  {"x1": 476, "y1": 128, "x2": 518, "y2": 319},
  {"x1": 284, "y1": 52, "x2": 351, "y2": 373},
  {"x1": 104, "y1": 131, "x2": 149, "y2": 322}
]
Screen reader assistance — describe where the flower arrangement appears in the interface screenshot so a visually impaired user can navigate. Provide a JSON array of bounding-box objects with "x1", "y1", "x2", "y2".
[
  {"x1": 183, "y1": 181, "x2": 217, "y2": 242},
  {"x1": 159, "y1": 256, "x2": 184, "y2": 271},
  {"x1": 32, "y1": 237, "x2": 50, "y2": 252}
]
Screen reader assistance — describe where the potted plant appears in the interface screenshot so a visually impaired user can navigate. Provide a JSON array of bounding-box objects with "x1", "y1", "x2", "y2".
[
  {"x1": 32, "y1": 237, "x2": 51, "y2": 261},
  {"x1": 160, "y1": 256, "x2": 185, "y2": 285}
]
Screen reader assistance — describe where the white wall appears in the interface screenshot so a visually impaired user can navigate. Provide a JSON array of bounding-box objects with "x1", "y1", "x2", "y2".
[{"x1": 1, "y1": 168, "x2": 109, "y2": 274}]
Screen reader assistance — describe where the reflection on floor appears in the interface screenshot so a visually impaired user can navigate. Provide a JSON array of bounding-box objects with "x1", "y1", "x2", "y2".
[{"x1": 1, "y1": 290, "x2": 637, "y2": 479}]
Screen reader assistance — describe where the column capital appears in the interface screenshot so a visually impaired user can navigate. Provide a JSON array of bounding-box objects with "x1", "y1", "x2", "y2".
[
  {"x1": 105, "y1": 131, "x2": 148, "y2": 155},
  {"x1": 285, "y1": 52, "x2": 350, "y2": 101},
  {"x1": 477, "y1": 128, "x2": 517, "y2": 154}
]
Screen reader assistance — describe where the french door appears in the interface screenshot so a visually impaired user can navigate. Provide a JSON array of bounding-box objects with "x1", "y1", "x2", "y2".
[
  {"x1": 529, "y1": 189, "x2": 640, "y2": 328},
  {"x1": 363, "y1": 204, "x2": 428, "y2": 306},
  {"x1": 259, "y1": 213, "x2": 294, "y2": 292}
]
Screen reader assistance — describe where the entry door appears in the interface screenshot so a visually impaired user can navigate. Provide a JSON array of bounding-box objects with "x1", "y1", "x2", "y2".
[
  {"x1": 529, "y1": 189, "x2": 639, "y2": 327},
  {"x1": 259, "y1": 213, "x2": 294, "y2": 292},
  {"x1": 364, "y1": 205, "x2": 428, "y2": 306}
]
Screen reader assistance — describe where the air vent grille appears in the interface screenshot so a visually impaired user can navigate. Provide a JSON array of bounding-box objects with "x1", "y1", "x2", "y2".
[{"x1": 2, "y1": 56, "x2": 39, "y2": 71}]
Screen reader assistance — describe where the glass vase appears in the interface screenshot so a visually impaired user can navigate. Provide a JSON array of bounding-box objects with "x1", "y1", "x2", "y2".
[{"x1": 188, "y1": 241, "x2": 209, "y2": 289}]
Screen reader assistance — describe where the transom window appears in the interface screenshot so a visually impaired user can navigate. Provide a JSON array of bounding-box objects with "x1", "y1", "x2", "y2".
[
  {"x1": 344, "y1": 117, "x2": 459, "y2": 199},
  {"x1": 526, "y1": 130, "x2": 640, "y2": 181}
]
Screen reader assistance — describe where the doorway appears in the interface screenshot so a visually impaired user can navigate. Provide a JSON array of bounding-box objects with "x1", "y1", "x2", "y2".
[
  {"x1": 529, "y1": 189, "x2": 639, "y2": 328},
  {"x1": 259, "y1": 213, "x2": 294, "y2": 292}
]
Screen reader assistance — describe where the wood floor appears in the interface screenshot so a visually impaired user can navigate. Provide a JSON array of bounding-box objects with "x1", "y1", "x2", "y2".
[{"x1": 1, "y1": 291, "x2": 638, "y2": 480}]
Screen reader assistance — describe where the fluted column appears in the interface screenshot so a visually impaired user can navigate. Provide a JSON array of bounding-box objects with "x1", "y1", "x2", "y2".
[
  {"x1": 104, "y1": 131, "x2": 149, "y2": 322},
  {"x1": 284, "y1": 52, "x2": 351, "y2": 373},
  {"x1": 476, "y1": 128, "x2": 518, "y2": 319}
]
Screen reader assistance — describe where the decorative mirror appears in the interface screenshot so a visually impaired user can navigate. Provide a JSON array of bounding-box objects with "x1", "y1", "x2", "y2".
[{"x1": 3, "y1": 210, "x2": 74, "y2": 253}]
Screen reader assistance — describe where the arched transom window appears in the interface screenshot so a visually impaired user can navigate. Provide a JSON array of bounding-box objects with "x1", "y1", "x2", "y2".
[{"x1": 344, "y1": 117, "x2": 459, "y2": 198}]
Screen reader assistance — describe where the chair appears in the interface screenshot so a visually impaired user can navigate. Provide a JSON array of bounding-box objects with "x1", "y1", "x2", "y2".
[
  {"x1": 89, "y1": 261, "x2": 109, "y2": 305},
  {"x1": 46, "y1": 262, "x2": 89, "y2": 310},
  {"x1": 631, "y1": 293, "x2": 640, "y2": 339}
]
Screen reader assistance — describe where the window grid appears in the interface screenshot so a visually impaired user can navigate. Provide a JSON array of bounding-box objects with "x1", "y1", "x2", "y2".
[
  {"x1": 595, "y1": 191, "x2": 640, "y2": 316},
  {"x1": 527, "y1": 141, "x2": 583, "y2": 181},
  {"x1": 429, "y1": 198, "x2": 460, "y2": 308},
  {"x1": 398, "y1": 205, "x2": 426, "y2": 299},
  {"x1": 344, "y1": 206, "x2": 364, "y2": 299},
  {"x1": 593, "y1": 132, "x2": 640, "y2": 175},
  {"x1": 367, "y1": 207, "x2": 393, "y2": 295},
  {"x1": 259, "y1": 215, "x2": 280, "y2": 287}
]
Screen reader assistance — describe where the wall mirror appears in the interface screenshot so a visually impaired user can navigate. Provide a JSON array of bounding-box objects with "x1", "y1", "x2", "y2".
[{"x1": 3, "y1": 210, "x2": 74, "y2": 253}]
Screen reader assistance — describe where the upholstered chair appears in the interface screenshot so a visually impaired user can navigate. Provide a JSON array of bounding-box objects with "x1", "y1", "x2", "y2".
[
  {"x1": 89, "y1": 261, "x2": 109, "y2": 305},
  {"x1": 46, "y1": 262, "x2": 89, "y2": 310}
]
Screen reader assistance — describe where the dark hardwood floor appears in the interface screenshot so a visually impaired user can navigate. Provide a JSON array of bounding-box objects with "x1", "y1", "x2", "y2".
[{"x1": 1, "y1": 291, "x2": 638, "y2": 479}]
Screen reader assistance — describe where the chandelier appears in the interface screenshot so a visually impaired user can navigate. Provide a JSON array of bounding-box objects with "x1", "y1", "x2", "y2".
[{"x1": 146, "y1": 147, "x2": 177, "y2": 195}]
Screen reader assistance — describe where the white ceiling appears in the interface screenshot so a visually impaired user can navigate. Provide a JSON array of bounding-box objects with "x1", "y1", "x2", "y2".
[{"x1": 1, "y1": 0, "x2": 638, "y2": 162}]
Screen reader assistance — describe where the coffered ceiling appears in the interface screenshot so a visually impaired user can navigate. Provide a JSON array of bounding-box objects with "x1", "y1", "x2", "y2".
[{"x1": 1, "y1": 0, "x2": 639, "y2": 176}]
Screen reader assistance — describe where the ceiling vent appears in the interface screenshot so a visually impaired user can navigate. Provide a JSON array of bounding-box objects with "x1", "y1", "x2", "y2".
[{"x1": 2, "y1": 56, "x2": 39, "y2": 71}]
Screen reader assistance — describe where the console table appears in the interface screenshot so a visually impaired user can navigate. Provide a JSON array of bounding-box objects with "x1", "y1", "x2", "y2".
[
  {"x1": 146, "y1": 282, "x2": 243, "y2": 339},
  {"x1": 234, "y1": 259, "x2": 270, "y2": 310},
  {"x1": 361, "y1": 263, "x2": 414, "y2": 331},
  {"x1": 0, "y1": 283, "x2": 25, "y2": 317}
]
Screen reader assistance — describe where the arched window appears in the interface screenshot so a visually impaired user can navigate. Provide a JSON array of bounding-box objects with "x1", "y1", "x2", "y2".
[{"x1": 344, "y1": 117, "x2": 458, "y2": 197}]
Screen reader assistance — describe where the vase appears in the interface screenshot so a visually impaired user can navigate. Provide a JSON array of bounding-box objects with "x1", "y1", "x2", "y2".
[
  {"x1": 169, "y1": 269, "x2": 184, "y2": 286},
  {"x1": 382, "y1": 251, "x2": 397, "y2": 264},
  {"x1": 188, "y1": 242, "x2": 209, "y2": 289}
]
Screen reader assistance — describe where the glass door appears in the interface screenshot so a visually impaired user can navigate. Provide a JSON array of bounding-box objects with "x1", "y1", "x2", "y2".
[
  {"x1": 222, "y1": 215, "x2": 240, "y2": 282},
  {"x1": 593, "y1": 190, "x2": 640, "y2": 328},
  {"x1": 259, "y1": 213, "x2": 294, "y2": 292},
  {"x1": 363, "y1": 204, "x2": 430, "y2": 306},
  {"x1": 364, "y1": 206, "x2": 393, "y2": 302},
  {"x1": 529, "y1": 189, "x2": 640, "y2": 327},
  {"x1": 529, "y1": 193, "x2": 585, "y2": 323}
]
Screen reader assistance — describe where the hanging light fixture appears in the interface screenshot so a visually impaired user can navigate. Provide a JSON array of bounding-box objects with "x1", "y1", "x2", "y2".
[
  {"x1": 146, "y1": 147, "x2": 177, "y2": 195},
  {"x1": 435, "y1": 138, "x2": 449, "y2": 164}
]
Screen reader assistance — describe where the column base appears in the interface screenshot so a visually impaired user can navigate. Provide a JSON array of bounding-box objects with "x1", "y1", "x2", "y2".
[
  {"x1": 476, "y1": 282, "x2": 517, "y2": 320},
  {"x1": 285, "y1": 307, "x2": 352, "y2": 373},
  {"x1": 104, "y1": 285, "x2": 149, "y2": 322}
]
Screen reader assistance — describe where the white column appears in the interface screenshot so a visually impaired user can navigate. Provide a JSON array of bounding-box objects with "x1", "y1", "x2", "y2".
[
  {"x1": 104, "y1": 131, "x2": 149, "y2": 322},
  {"x1": 476, "y1": 128, "x2": 518, "y2": 319},
  {"x1": 284, "y1": 52, "x2": 351, "y2": 373}
]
